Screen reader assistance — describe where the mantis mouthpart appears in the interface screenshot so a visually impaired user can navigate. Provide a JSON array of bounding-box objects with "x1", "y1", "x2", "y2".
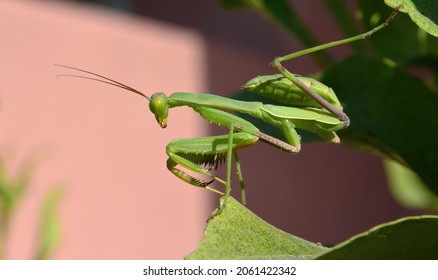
[{"x1": 55, "y1": 7, "x2": 400, "y2": 213}]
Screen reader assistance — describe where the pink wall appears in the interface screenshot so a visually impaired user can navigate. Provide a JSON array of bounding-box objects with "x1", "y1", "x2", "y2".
[
  {"x1": 0, "y1": 0, "x2": 419, "y2": 259},
  {"x1": 0, "y1": 0, "x2": 211, "y2": 259}
]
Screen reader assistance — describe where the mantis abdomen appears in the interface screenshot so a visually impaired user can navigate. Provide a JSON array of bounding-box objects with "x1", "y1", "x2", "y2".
[{"x1": 242, "y1": 74, "x2": 343, "y2": 111}]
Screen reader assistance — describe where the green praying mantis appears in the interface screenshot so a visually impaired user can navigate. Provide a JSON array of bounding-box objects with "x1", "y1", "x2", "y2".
[{"x1": 57, "y1": 8, "x2": 399, "y2": 210}]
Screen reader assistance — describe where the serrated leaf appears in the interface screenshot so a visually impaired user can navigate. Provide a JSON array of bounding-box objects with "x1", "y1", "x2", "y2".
[
  {"x1": 186, "y1": 197, "x2": 327, "y2": 259},
  {"x1": 385, "y1": 0, "x2": 438, "y2": 37},
  {"x1": 317, "y1": 215, "x2": 438, "y2": 259}
]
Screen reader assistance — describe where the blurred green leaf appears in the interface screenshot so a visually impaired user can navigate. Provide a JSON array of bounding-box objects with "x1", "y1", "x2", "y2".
[
  {"x1": 323, "y1": 0, "x2": 366, "y2": 51},
  {"x1": 0, "y1": 155, "x2": 38, "y2": 259},
  {"x1": 385, "y1": 0, "x2": 438, "y2": 37},
  {"x1": 317, "y1": 215, "x2": 438, "y2": 259},
  {"x1": 220, "y1": 0, "x2": 262, "y2": 9},
  {"x1": 384, "y1": 159, "x2": 438, "y2": 211},
  {"x1": 0, "y1": 154, "x2": 62, "y2": 259},
  {"x1": 34, "y1": 187, "x2": 63, "y2": 260},
  {"x1": 186, "y1": 197, "x2": 327, "y2": 259},
  {"x1": 0, "y1": 157, "x2": 32, "y2": 217}
]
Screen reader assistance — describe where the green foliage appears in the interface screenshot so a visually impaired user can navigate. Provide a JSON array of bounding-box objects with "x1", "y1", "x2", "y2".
[
  {"x1": 359, "y1": 0, "x2": 425, "y2": 64},
  {"x1": 34, "y1": 187, "x2": 63, "y2": 260},
  {"x1": 223, "y1": 0, "x2": 438, "y2": 210},
  {"x1": 194, "y1": 0, "x2": 438, "y2": 259},
  {"x1": 385, "y1": 0, "x2": 438, "y2": 37},
  {"x1": 0, "y1": 157, "x2": 30, "y2": 217},
  {"x1": 317, "y1": 215, "x2": 438, "y2": 259},
  {"x1": 188, "y1": 198, "x2": 438, "y2": 259},
  {"x1": 322, "y1": 53, "x2": 438, "y2": 195},
  {"x1": 384, "y1": 160, "x2": 438, "y2": 212},
  {"x1": 0, "y1": 156, "x2": 62, "y2": 259},
  {"x1": 186, "y1": 197, "x2": 327, "y2": 260}
]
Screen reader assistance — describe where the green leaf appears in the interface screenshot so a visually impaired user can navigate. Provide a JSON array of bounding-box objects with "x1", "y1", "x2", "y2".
[
  {"x1": 188, "y1": 199, "x2": 437, "y2": 259},
  {"x1": 317, "y1": 216, "x2": 438, "y2": 259},
  {"x1": 220, "y1": 0, "x2": 263, "y2": 9},
  {"x1": 385, "y1": 0, "x2": 438, "y2": 37},
  {"x1": 186, "y1": 197, "x2": 327, "y2": 259},
  {"x1": 358, "y1": 0, "x2": 425, "y2": 64},
  {"x1": 34, "y1": 187, "x2": 63, "y2": 260},
  {"x1": 0, "y1": 156, "x2": 32, "y2": 216},
  {"x1": 321, "y1": 53, "x2": 438, "y2": 195},
  {"x1": 384, "y1": 159, "x2": 438, "y2": 211}
]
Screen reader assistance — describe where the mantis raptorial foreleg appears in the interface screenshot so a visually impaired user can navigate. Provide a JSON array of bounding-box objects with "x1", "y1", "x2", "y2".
[
  {"x1": 165, "y1": 107, "x2": 260, "y2": 201},
  {"x1": 165, "y1": 133, "x2": 250, "y2": 196}
]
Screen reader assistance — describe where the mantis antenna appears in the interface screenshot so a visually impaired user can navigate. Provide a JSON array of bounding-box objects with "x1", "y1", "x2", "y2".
[{"x1": 55, "y1": 64, "x2": 151, "y2": 101}]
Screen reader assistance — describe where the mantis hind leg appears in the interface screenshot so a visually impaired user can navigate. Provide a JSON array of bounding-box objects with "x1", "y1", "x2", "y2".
[
  {"x1": 222, "y1": 124, "x2": 234, "y2": 211},
  {"x1": 233, "y1": 120, "x2": 301, "y2": 154},
  {"x1": 233, "y1": 151, "x2": 246, "y2": 205},
  {"x1": 216, "y1": 125, "x2": 247, "y2": 216}
]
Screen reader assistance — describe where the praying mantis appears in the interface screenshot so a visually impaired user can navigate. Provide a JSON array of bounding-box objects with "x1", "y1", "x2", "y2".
[{"x1": 56, "y1": 8, "x2": 399, "y2": 211}]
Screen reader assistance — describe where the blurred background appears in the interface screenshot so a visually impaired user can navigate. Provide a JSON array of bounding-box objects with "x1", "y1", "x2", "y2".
[{"x1": 0, "y1": 0, "x2": 421, "y2": 259}]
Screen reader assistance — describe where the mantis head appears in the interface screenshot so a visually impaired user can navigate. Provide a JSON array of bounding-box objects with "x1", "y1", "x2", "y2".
[
  {"x1": 149, "y1": 92, "x2": 169, "y2": 128},
  {"x1": 55, "y1": 65, "x2": 171, "y2": 129}
]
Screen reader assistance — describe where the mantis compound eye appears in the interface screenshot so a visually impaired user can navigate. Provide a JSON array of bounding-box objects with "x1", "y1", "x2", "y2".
[{"x1": 149, "y1": 92, "x2": 169, "y2": 128}]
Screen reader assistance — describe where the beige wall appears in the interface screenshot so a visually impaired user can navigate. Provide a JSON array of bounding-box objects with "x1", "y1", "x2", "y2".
[{"x1": 0, "y1": 0, "x2": 417, "y2": 259}]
